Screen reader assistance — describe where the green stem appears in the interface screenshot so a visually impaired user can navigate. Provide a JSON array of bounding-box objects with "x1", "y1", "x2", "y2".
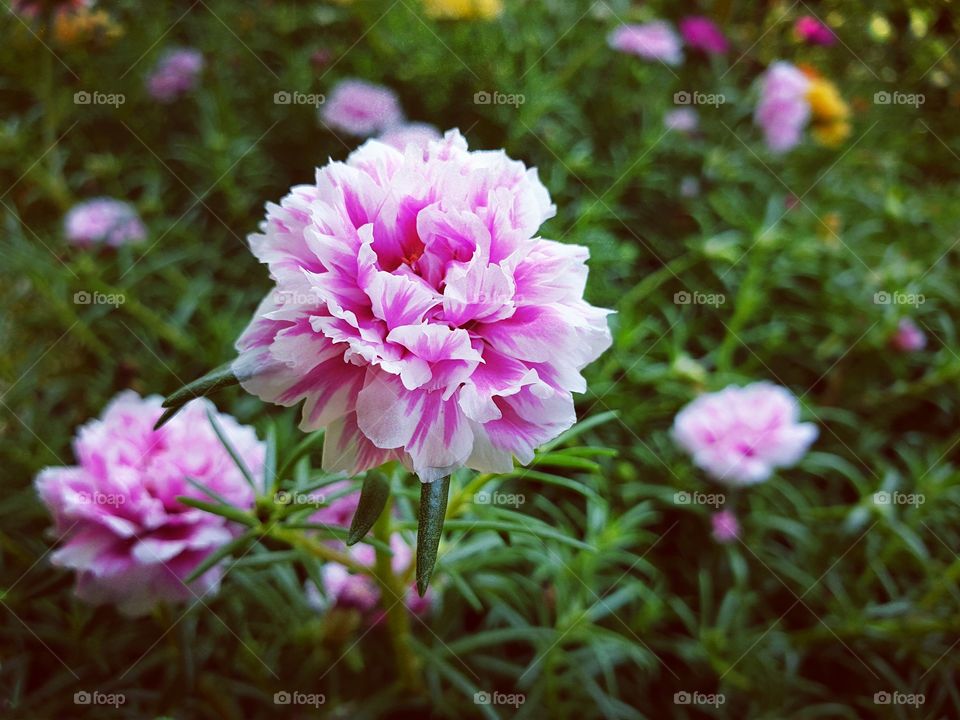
[
  {"x1": 269, "y1": 528, "x2": 367, "y2": 574},
  {"x1": 372, "y1": 502, "x2": 423, "y2": 694}
]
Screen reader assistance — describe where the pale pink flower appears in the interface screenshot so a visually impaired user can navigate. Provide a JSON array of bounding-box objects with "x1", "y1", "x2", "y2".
[
  {"x1": 146, "y1": 48, "x2": 204, "y2": 103},
  {"x1": 35, "y1": 391, "x2": 263, "y2": 616},
  {"x1": 673, "y1": 382, "x2": 818, "y2": 485},
  {"x1": 680, "y1": 176, "x2": 700, "y2": 198},
  {"x1": 891, "y1": 318, "x2": 927, "y2": 352},
  {"x1": 680, "y1": 16, "x2": 729, "y2": 55},
  {"x1": 794, "y1": 16, "x2": 836, "y2": 46},
  {"x1": 665, "y1": 108, "x2": 699, "y2": 133},
  {"x1": 378, "y1": 122, "x2": 442, "y2": 152},
  {"x1": 234, "y1": 130, "x2": 612, "y2": 483},
  {"x1": 754, "y1": 62, "x2": 811, "y2": 153},
  {"x1": 11, "y1": 0, "x2": 90, "y2": 20},
  {"x1": 711, "y1": 510, "x2": 740, "y2": 543},
  {"x1": 64, "y1": 197, "x2": 146, "y2": 247},
  {"x1": 608, "y1": 22, "x2": 683, "y2": 66},
  {"x1": 321, "y1": 79, "x2": 404, "y2": 137}
]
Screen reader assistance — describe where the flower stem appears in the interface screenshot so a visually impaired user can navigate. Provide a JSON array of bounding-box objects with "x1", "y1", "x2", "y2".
[{"x1": 372, "y1": 501, "x2": 423, "y2": 694}]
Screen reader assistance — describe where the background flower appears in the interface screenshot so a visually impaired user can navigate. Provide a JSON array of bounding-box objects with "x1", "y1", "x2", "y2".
[
  {"x1": 608, "y1": 21, "x2": 683, "y2": 65},
  {"x1": 320, "y1": 79, "x2": 404, "y2": 137},
  {"x1": 35, "y1": 392, "x2": 263, "y2": 616},
  {"x1": 794, "y1": 16, "x2": 836, "y2": 46},
  {"x1": 754, "y1": 61, "x2": 811, "y2": 152},
  {"x1": 673, "y1": 382, "x2": 818, "y2": 485},
  {"x1": 680, "y1": 15, "x2": 729, "y2": 55},
  {"x1": 146, "y1": 47, "x2": 204, "y2": 103},
  {"x1": 64, "y1": 197, "x2": 146, "y2": 247}
]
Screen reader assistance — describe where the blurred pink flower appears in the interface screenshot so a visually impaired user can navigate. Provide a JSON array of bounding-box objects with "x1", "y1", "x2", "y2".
[
  {"x1": 11, "y1": 0, "x2": 89, "y2": 20},
  {"x1": 321, "y1": 79, "x2": 404, "y2": 137},
  {"x1": 35, "y1": 392, "x2": 263, "y2": 616},
  {"x1": 794, "y1": 16, "x2": 836, "y2": 46},
  {"x1": 665, "y1": 108, "x2": 699, "y2": 133},
  {"x1": 711, "y1": 510, "x2": 740, "y2": 543},
  {"x1": 608, "y1": 21, "x2": 683, "y2": 66},
  {"x1": 64, "y1": 197, "x2": 146, "y2": 247},
  {"x1": 146, "y1": 48, "x2": 204, "y2": 103},
  {"x1": 679, "y1": 16, "x2": 729, "y2": 55},
  {"x1": 673, "y1": 382, "x2": 818, "y2": 485},
  {"x1": 234, "y1": 130, "x2": 612, "y2": 483},
  {"x1": 891, "y1": 318, "x2": 927, "y2": 352},
  {"x1": 754, "y1": 61, "x2": 811, "y2": 153},
  {"x1": 378, "y1": 122, "x2": 442, "y2": 152}
]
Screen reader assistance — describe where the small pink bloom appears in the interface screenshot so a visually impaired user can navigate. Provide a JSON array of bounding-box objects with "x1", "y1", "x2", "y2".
[
  {"x1": 680, "y1": 176, "x2": 700, "y2": 198},
  {"x1": 320, "y1": 79, "x2": 404, "y2": 137},
  {"x1": 794, "y1": 16, "x2": 836, "y2": 46},
  {"x1": 64, "y1": 197, "x2": 146, "y2": 247},
  {"x1": 11, "y1": 0, "x2": 89, "y2": 20},
  {"x1": 608, "y1": 21, "x2": 683, "y2": 66},
  {"x1": 146, "y1": 48, "x2": 204, "y2": 103},
  {"x1": 711, "y1": 510, "x2": 740, "y2": 543},
  {"x1": 378, "y1": 122, "x2": 442, "y2": 152},
  {"x1": 35, "y1": 392, "x2": 264, "y2": 616},
  {"x1": 234, "y1": 130, "x2": 612, "y2": 482},
  {"x1": 891, "y1": 318, "x2": 927, "y2": 352},
  {"x1": 679, "y1": 16, "x2": 729, "y2": 55},
  {"x1": 754, "y1": 61, "x2": 811, "y2": 153},
  {"x1": 673, "y1": 382, "x2": 818, "y2": 485},
  {"x1": 665, "y1": 108, "x2": 699, "y2": 133}
]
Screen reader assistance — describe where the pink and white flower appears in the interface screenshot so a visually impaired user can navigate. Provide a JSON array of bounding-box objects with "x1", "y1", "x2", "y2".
[
  {"x1": 665, "y1": 108, "x2": 699, "y2": 133},
  {"x1": 891, "y1": 318, "x2": 927, "y2": 352},
  {"x1": 608, "y1": 21, "x2": 683, "y2": 66},
  {"x1": 754, "y1": 61, "x2": 811, "y2": 153},
  {"x1": 711, "y1": 510, "x2": 740, "y2": 543},
  {"x1": 146, "y1": 48, "x2": 204, "y2": 103},
  {"x1": 673, "y1": 382, "x2": 818, "y2": 485},
  {"x1": 35, "y1": 392, "x2": 263, "y2": 616},
  {"x1": 64, "y1": 197, "x2": 146, "y2": 247},
  {"x1": 320, "y1": 79, "x2": 404, "y2": 137},
  {"x1": 378, "y1": 122, "x2": 442, "y2": 152},
  {"x1": 234, "y1": 130, "x2": 612, "y2": 482}
]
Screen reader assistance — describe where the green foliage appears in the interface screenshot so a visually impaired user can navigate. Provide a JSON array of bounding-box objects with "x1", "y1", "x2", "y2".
[{"x1": 2, "y1": 0, "x2": 960, "y2": 718}]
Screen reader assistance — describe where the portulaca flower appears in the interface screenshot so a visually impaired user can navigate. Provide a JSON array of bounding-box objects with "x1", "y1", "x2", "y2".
[
  {"x1": 673, "y1": 382, "x2": 818, "y2": 485},
  {"x1": 320, "y1": 79, "x2": 404, "y2": 137},
  {"x1": 234, "y1": 130, "x2": 612, "y2": 482},
  {"x1": 35, "y1": 392, "x2": 263, "y2": 616},
  {"x1": 64, "y1": 198, "x2": 146, "y2": 247}
]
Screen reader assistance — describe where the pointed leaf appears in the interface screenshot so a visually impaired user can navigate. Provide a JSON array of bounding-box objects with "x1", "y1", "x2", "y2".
[
  {"x1": 184, "y1": 529, "x2": 257, "y2": 583},
  {"x1": 205, "y1": 407, "x2": 257, "y2": 490},
  {"x1": 154, "y1": 361, "x2": 239, "y2": 429},
  {"x1": 347, "y1": 471, "x2": 391, "y2": 545},
  {"x1": 416, "y1": 476, "x2": 450, "y2": 596},
  {"x1": 177, "y1": 497, "x2": 257, "y2": 527}
]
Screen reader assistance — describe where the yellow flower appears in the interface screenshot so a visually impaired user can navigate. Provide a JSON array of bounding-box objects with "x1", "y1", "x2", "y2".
[
  {"x1": 53, "y1": 8, "x2": 123, "y2": 47},
  {"x1": 805, "y1": 77, "x2": 851, "y2": 147},
  {"x1": 423, "y1": 0, "x2": 503, "y2": 20}
]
